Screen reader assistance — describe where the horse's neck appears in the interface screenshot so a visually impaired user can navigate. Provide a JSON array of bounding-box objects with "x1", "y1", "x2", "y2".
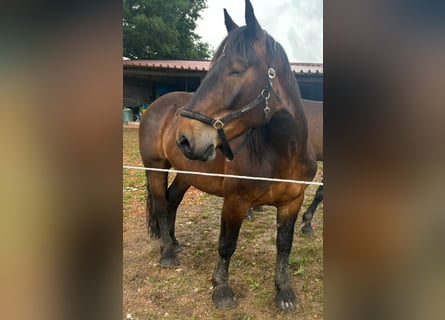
[
  {"x1": 267, "y1": 109, "x2": 301, "y2": 144},
  {"x1": 245, "y1": 66, "x2": 310, "y2": 160},
  {"x1": 246, "y1": 109, "x2": 299, "y2": 156}
]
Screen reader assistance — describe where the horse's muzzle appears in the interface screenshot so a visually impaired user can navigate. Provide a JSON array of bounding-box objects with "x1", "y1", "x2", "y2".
[{"x1": 177, "y1": 134, "x2": 215, "y2": 161}]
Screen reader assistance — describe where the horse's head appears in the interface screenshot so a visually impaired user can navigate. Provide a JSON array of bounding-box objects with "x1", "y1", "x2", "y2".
[{"x1": 176, "y1": 0, "x2": 296, "y2": 161}]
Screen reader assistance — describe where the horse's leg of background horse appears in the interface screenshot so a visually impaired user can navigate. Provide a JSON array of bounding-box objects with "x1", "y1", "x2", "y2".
[
  {"x1": 301, "y1": 184, "x2": 324, "y2": 235},
  {"x1": 212, "y1": 198, "x2": 249, "y2": 309},
  {"x1": 246, "y1": 207, "x2": 254, "y2": 221},
  {"x1": 148, "y1": 170, "x2": 179, "y2": 267},
  {"x1": 166, "y1": 175, "x2": 191, "y2": 249},
  {"x1": 275, "y1": 195, "x2": 305, "y2": 312}
]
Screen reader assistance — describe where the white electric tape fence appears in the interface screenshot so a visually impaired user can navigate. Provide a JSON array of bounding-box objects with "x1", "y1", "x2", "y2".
[{"x1": 123, "y1": 165, "x2": 323, "y2": 186}]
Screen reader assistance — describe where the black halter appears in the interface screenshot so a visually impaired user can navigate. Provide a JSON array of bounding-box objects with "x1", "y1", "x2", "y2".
[{"x1": 179, "y1": 68, "x2": 281, "y2": 160}]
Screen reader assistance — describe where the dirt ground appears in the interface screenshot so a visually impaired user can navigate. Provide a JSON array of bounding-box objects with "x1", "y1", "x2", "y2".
[{"x1": 123, "y1": 127, "x2": 323, "y2": 319}]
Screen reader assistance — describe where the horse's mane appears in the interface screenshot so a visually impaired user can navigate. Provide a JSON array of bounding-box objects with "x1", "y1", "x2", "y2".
[{"x1": 212, "y1": 26, "x2": 304, "y2": 162}]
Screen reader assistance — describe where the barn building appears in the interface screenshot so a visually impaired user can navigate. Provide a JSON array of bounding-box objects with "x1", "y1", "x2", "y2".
[{"x1": 123, "y1": 59, "x2": 323, "y2": 120}]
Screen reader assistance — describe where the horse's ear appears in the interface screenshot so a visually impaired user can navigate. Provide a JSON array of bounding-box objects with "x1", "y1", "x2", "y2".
[
  {"x1": 224, "y1": 9, "x2": 239, "y2": 33},
  {"x1": 245, "y1": 0, "x2": 264, "y2": 41}
]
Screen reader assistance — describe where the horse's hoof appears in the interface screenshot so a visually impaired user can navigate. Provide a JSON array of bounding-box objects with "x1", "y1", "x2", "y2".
[
  {"x1": 160, "y1": 256, "x2": 180, "y2": 267},
  {"x1": 212, "y1": 285, "x2": 237, "y2": 309},
  {"x1": 301, "y1": 224, "x2": 314, "y2": 236},
  {"x1": 275, "y1": 288, "x2": 298, "y2": 312},
  {"x1": 159, "y1": 248, "x2": 180, "y2": 267}
]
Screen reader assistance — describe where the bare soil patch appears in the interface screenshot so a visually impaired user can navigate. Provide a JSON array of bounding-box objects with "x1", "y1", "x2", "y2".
[{"x1": 123, "y1": 127, "x2": 323, "y2": 319}]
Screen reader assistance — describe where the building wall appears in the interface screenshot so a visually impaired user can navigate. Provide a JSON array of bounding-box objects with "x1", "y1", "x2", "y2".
[
  {"x1": 123, "y1": 77, "x2": 152, "y2": 107},
  {"x1": 123, "y1": 69, "x2": 323, "y2": 110},
  {"x1": 297, "y1": 74, "x2": 323, "y2": 101}
]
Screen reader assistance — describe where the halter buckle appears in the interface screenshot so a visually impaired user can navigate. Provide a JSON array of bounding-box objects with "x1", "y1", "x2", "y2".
[
  {"x1": 268, "y1": 68, "x2": 276, "y2": 79},
  {"x1": 212, "y1": 119, "x2": 224, "y2": 129}
]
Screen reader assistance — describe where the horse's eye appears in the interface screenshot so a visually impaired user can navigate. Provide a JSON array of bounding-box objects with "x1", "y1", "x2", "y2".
[
  {"x1": 228, "y1": 61, "x2": 248, "y2": 76},
  {"x1": 229, "y1": 69, "x2": 246, "y2": 76}
]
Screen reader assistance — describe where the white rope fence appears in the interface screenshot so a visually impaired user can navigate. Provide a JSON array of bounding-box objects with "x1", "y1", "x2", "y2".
[{"x1": 123, "y1": 165, "x2": 323, "y2": 186}]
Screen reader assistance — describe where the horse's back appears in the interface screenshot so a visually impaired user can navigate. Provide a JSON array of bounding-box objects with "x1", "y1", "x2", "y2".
[
  {"x1": 139, "y1": 92, "x2": 192, "y2": 165},
  {"x1": 302, "y1": 99, "x2": 323, "y2": 161}
]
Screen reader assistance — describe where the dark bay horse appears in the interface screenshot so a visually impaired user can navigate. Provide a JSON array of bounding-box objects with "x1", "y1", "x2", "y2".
[
  {"x1": 143, "y1": 91, "x2": 323, "y2": 233},
  {"x1": 139, "y1": 0, "x2": 317, "y2": 312}
]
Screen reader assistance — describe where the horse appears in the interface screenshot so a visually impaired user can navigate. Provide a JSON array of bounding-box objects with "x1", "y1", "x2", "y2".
[
  {"x1": 139, "y1": 0, "x2": 317, "y2": 312},
  {"x1": 144, "y1": 91, "x2": 323, "y2": 233}
]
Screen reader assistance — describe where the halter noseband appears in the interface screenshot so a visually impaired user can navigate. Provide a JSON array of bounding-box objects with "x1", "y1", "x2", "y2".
[{"x1": 179, "y1": 68, "x2": 281, "y2": 161}]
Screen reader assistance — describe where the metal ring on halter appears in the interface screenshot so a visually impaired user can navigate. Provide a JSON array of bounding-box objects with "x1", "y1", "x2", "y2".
[
  {"x1": 261, "y1": 89, "x2": 270, "y2": 100},
  {"x1": 268, "y1": 68, "x2": 276, "y2": 79},
  {"x1": 212, "y1": 119, "x2": 224, "y2": 129}
]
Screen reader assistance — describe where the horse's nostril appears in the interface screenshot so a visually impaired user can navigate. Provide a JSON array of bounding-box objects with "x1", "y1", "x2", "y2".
[{"x1": 177, "y1": 134, "x2": 192, "y2": 153}]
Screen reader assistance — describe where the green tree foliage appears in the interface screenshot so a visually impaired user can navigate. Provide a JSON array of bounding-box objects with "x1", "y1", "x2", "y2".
[{"x1": 123, "y1": 0, "x2": 211, "y2": 59}]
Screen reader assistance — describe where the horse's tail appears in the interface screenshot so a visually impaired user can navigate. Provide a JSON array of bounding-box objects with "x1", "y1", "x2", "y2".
[{"x1": 146, "y1": 172, "x2": 161, "y2": 240}]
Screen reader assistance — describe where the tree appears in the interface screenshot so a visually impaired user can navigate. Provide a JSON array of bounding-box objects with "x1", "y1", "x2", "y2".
[{"x1": 123, "y1": 0, "x2": 211, "y2": 60}]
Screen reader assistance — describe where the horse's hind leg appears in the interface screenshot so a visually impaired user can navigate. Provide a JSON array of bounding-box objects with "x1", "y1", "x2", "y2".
[
  {"x1": 166, "y1": 175, "x2": 191, "y2": 248},
  {"x1": 301, "y1": 184, "x2": 323, "y2": 235}
]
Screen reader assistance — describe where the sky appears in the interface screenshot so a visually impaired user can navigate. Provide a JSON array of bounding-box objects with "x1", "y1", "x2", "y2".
[{"x1": 195, "y1": 0, "x2": 323, "y2": 63}]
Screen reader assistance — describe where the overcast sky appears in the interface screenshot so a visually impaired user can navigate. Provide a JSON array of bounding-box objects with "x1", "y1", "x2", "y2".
[{"x1": 195, "y1": 0, "x2": 323, "y2": 63}]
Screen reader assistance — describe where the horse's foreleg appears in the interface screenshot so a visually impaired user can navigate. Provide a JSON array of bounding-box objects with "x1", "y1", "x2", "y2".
[
  {"x1": 166, "y1": 175, "x2": 190, "y2": 248},
  {"x1": 212, "y1": 199, "x2": 248, "y2": 309},
  {"x1": 301, "y1": 184, "x2": 323, "y2": 235},
  {"x1": 275, "y1": 196, "x2": 304, "y2": 312}
]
